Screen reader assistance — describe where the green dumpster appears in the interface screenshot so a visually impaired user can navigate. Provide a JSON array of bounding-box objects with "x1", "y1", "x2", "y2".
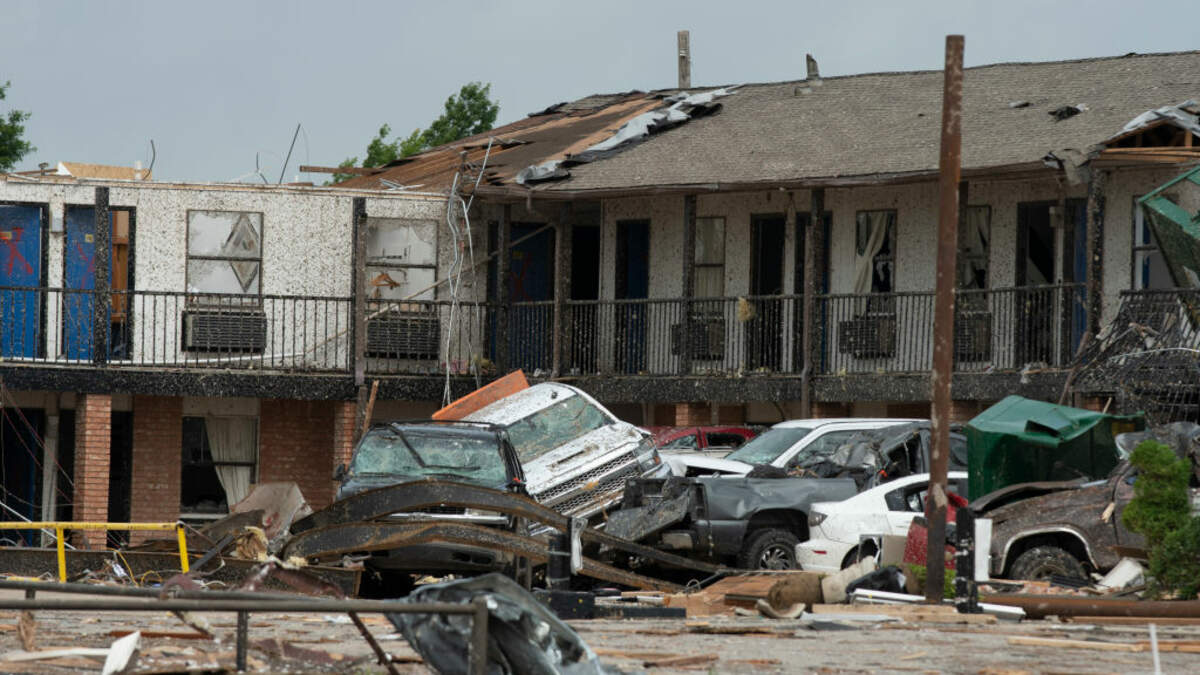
[{"x1": 966, "y1": 395, "x2": 1144, "y2": 498}]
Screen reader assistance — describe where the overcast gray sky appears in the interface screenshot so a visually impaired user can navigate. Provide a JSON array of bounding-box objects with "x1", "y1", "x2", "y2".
[{"x1": 3, "y1": 0, "x2": 1197, "y2": 183}]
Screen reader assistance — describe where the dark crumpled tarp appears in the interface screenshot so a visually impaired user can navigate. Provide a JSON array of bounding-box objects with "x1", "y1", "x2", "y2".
[
  {"x1": 388, "y1": 573, "x2": 608, "y2": 675},
  {"x1": 1116, "y1": 421, "x2": 1200, "y2": 483}
]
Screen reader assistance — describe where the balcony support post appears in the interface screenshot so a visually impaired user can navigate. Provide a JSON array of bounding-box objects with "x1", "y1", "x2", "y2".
[
  {"x1": 679, "y1": 195, "x2": 696, "y2": 376},
  {"x1": 351, "y1": 197, "x2": 368, "y2": 438},
  {"x1": 800, "y1": 188, "x2": 825, "y2": 417},
  {"x1": 92, "y1": 187, "x2": 110, "y2": 366},
  {"x1": 1085, "y1": 169, "x2": 1107, "y2": 339},
  {"x1": 551, "y1": 204, "x2": 572, "y2": 377},
  {"x1": 927, "y1": 34, "x2": 964, "y2": 604},
  {"x1": 496, "y1": 204, "x2": 512, "y2": 374}
]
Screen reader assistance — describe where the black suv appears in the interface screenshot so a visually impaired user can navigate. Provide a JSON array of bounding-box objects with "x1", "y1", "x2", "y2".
[{"x1": 334, "y1": 420, "x2": 525, "y2": 573}]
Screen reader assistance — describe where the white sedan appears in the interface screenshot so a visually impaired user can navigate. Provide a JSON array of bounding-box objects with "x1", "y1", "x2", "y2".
[{"x1": 797, "y1": 471, "x2": 969, "y2": 573}]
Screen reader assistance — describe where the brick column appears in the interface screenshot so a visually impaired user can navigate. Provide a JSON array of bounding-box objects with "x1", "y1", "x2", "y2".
[
  {"x1": 73, "y1": 393, "x2": 112, "y2": 549},
  {"x1": 674, "y1": 402, "x2": 708, "y2": 426},
  {"x1": 259, "y1": 399, "x2": 336, "y2": 510},
  {"x1": 887, "y1": 402, "x2": 931, "y2": 419},
  {"x1": 810, "y1": 401, "x2": 850, "y2": 419},
  {"x1": 1080, "y1": 395, "x2": 1111, "y2": 413},
  {"x1": 331, "y1": 400, "x2": 358, "y2": 493},
  {"x1": 129, "y1": 396, "x2": 183, "y2": 545}
]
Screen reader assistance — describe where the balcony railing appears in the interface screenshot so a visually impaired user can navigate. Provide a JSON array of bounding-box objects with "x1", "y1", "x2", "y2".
[{"x1": 0, "y1": 284, "x2": 1086, "y2": 379}]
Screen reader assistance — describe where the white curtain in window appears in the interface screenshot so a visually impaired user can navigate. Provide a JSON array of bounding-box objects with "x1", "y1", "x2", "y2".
[
  {"x1": 854, "y1": 213, "x2": 889, "y2": 296},
  {"x1": 205, "y1": 416, "x2": 256, "y2": 508}
]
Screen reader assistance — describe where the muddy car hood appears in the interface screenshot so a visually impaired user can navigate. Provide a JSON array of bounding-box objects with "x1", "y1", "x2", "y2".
[{"x1": 978, "y1": 481, "x2": 1108, "y2": 526}]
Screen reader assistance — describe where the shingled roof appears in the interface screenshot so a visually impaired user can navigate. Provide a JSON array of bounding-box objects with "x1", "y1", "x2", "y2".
[{"x1": 340, "y1": 50, "x2": 1200, "y2": 196}]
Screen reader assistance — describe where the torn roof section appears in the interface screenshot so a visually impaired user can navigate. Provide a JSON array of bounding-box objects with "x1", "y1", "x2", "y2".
[{"x1": 338, "y1": 50, "x2": 1200, "y2": 196}]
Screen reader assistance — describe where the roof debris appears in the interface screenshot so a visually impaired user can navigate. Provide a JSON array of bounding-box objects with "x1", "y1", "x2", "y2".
[
  {"x1": 516, "y1": 87, "x2": 737, "y2": 185},
  {"x1": 1049, "y1": 104, "x2": 1087, "y2": 121}
]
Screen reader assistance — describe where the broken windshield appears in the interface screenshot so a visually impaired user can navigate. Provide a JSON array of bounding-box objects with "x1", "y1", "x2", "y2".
[
  {"x1": 348, "y1": 427, "x2": 508, "y2": 487},
  {"x1": 725, "y1": 428, "x2": 812, "y2": 465},
  {"x1": 504, "y1": 393, "x2": 610, "y2": 462}
]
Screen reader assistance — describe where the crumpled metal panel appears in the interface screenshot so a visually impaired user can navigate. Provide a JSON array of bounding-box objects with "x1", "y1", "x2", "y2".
[
  {"x1": 1139, "y1": 165, "x2": 1200, "y2": 289},
  {"x1": 390, "y1": 573, "x2": 607, "y2": 675}
]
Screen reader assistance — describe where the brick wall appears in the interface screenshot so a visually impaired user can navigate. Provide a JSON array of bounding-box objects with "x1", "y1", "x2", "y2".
[
  {"x1": 73, "y1": 394, "x2": 112, "y2": 549},
  {"x1": 949, "y1": 400, "x2": 981, "y2": 423},
  {"x1": 259, "y1": 399, "x2": 337, "y2": 510},
  {"x1": 674, "y1": 402, "x2": 709, "y2": 426},
  {"x1": 331, "y1": 399, "x2": 357, "y2": 495},
  {"x1": 887, "y1": 402, "x2": 931, "y2": 419},
  {"x1": 129, "y1": 396, "x2": 183, "y2": 545}
]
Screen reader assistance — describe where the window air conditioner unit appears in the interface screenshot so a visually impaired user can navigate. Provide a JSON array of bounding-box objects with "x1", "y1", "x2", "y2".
[
  {"x1": 670, "y1": 315, "x2": 726, "y2": 360},
  {"x1": 366, "y1": 307, "x2": 440, "y2": 359},
  {"x1": 954, "y1": 311, "x2": 993, "y2": 362},
  {"x1": 182, "y1": 309, "x2": 267, "y2": 352},
  {"x1": 838, "y1": 313, "x2": 896, "y2": 359}
]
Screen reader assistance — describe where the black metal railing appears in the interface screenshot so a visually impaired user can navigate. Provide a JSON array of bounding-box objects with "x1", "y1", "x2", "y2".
[{"x1": 0, "y1": 283, "x2": 1088, "y2": 378}]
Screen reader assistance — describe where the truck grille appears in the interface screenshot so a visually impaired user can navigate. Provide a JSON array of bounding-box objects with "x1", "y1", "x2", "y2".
[{"x1": 533, "y1": 453, "x2": 639, "y2": 505}]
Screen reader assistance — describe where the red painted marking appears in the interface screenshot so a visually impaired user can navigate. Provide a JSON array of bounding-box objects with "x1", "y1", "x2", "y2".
[{"x1": 0, "y1": 227, "x2": 34, "y2": 278}]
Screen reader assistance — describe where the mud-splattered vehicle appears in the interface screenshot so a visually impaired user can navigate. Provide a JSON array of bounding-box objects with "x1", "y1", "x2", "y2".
[
  {"x1": 462, "y1": 382, "x2": 668, "y2": 521},
  {"x1": 974, "y1": 422, "x2": 1200, "y2": 580}
]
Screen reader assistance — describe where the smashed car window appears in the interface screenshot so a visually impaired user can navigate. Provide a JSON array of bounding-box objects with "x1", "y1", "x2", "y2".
[
  {"x1": 349, "y1": 428, "x2": 508, "y2": 487},
  {"x1": 725, "y1": 428, "x2": 811, "y2": 465},
  {"x1": 663, "y1": 434, "x2": 700, "y2": 450},
  {"x1": 505, "y1": 393, "x2": 609, "y2": 462}
]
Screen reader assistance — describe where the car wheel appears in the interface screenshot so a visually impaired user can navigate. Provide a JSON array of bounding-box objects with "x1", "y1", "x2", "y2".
[
  {"x1": 840, "y1": 541, "x2": 878, "y2": 570},
  {"x1": 1008, "y1": 545, "x2": 1087, "y2": 581},
  {"x1": 737, "y1": 528, "x2": 800, "y2": 570}
]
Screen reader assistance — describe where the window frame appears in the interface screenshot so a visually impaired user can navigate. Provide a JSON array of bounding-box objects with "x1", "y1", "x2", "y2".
[
  {"x1": 1131, "y1": 196, "x2": 1172, "y2": 290},
  {"x1": 694, "y1": 216, "x2": 726, "y2": 299},
  {"x1": 854, "y1": 209, "x2": 897, "y2": 313},
  {"x1": 179, "y1": 416, "x2": 260, "y2": 518},
  {"x1": 365, "y1": 217, "x2": 440, "y2": 302},
  {"x1": 185, "y1": 209, "x2": 265, "y2": 306}
]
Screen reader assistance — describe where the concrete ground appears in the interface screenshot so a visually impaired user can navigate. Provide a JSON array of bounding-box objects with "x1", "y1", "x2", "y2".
[{"x1": 0, "y1": 591, "x2": 1197, "y2": 673}]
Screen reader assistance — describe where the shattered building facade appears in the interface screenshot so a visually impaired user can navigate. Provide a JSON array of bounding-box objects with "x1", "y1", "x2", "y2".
[{"x1": 2, "y1": 50, "x2": 1200, "y2": 536}]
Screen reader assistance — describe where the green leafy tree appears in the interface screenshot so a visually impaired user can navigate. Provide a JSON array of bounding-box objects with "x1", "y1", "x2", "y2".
[
  {"x1": 0, "y1": 80, "x2": 36, "y2": 172},
  {"x1": 1122, "y1": 439, "x2": 1200, "y2": 598},
  {"x1": 330, "y1": 82, "x2": 499, "y2": 184}
]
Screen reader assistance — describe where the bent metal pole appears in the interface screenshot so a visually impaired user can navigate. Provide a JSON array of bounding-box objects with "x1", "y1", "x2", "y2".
[{"x1": 926, "y1": 34, "x2": 964, "y2": 604}]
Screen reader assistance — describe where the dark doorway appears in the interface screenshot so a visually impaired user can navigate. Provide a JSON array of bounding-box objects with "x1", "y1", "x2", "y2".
[
  {"x1": 1063, "y1": 199, "x2": 1088, "y2": 359},
  {"x1": 1016, "y1": 202, "x2": 1057, "y2": 365},
  {"x1": 793, "y1": 212, "x2": 832, "y2": 372},
  {"x1": 508, "y1": 223, "x2": 555, "y2": 372},
  {"x1": 615, "y1": 220, "x2": 649, "y2": 373},
  {"x1": 748, "y1": 214, "x2": 786, "y2": 371},
  {"x1": 568, "y1": 225, "x2": 601, "y2": 373},
  {"x1": 0, "y1": 408, "x2": 44, "y2": 545},
  {"x1": 107, "y1": 411, "x2": 133, "y2": 547}
]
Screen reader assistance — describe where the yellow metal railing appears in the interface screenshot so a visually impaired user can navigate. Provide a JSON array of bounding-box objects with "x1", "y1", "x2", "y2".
[{"x1": 0, "y1": 521, "x2": 189, "y2": 582}]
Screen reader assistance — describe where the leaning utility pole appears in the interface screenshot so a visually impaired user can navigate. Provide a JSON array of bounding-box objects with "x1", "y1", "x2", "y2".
[{"x1": 926, "y1": 34, "x2": 964, "y2": 603}]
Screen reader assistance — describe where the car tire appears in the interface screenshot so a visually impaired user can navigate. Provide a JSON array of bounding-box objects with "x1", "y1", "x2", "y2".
[
  {"x1": 738, "y1": 528, "x2": 800, "y2": 570},
  {"x1": 1008, "y1": 545, "x2": 1086, "y2": 581},
  {"x1": 841, "y1": 541, "x2": 878, "y2": 570}
]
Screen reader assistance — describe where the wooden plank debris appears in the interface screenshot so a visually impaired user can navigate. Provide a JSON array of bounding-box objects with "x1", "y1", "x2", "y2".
[{"x1": 643, "y1": 653, "x2": 719, "y2": 668}]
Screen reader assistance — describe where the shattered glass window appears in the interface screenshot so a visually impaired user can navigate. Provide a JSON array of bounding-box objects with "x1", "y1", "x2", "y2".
[
  {"x1": 783, "y1": 430, "x2": 860, "y2": 469},
  {"x1": 366, "y1": 217, "x2": 438, "y2": 301},
  {"x1": 504, "y1": 393, "x2": 610, "y2": 462},
  {"x1": 186, "y1": 211, "x2": 263, "y2": 297},
  {"x1": 725, "y1": 427, "x2": 811, "y2": 465},
  {"x1": 349, "y1": 427, "x2": 508, "y2": 487},
  {"x1": 662, "y1": 433, "x2": 700, "y2": 450}
]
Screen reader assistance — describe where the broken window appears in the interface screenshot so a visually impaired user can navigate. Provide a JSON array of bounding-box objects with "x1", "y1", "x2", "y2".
[
  {"x1": 348, "y1": 427, "x2": 508, "y2": 487},
  {"x1": 855, "y1": 210, "x2": 896, "y2": 312},
  {"x1": 180, "y1": 416, "x2": 258, "y2": 516},
  {"x1": 1133, "y1": 197, "x2": 1173, "y2": 290},
  {"x1": 694, "y1": 217, "x2": 725, "y2": 298},
  {"x1": 366, "y1": 217, "x2": 438, "y2": 300},
  {"x1": 504, "y1": 393, "x2": 610, "y2": 462},
  {"x1": 957, "y1": 206, "x2": 990, "y2": 290},
  {"x1": 186, "y1": 211, "x2": 263, "y2": 300}
]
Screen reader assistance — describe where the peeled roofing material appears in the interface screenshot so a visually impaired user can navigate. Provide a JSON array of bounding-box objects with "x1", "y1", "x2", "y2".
[
  {"x1": 1115, "y1": 99, "x2": 1200, "y2": 138},
  {"x1": 515, "y1": 87, "x2": 735, "y2": 185}
]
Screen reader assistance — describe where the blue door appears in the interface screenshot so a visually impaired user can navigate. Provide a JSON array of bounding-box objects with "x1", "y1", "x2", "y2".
[
  {"x1": 1070, "y1": 200, "x2": 1088, "y2": 353},
  {"x1": 0, "y1": 204, "x2": 43, "y2": 358},
  {"x1": 64, "y1": 207, "x2": 115, "y2": 360}
]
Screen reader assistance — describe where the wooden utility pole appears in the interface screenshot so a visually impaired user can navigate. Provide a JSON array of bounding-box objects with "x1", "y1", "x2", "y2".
[{"x1": 926, "y1": 34, "x2": 964, "y2": 603}]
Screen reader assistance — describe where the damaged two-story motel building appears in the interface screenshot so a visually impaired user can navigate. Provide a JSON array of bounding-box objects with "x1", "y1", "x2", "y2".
[{"x1": 2, "y1": 50, "x2": 1199, "y2": 543}]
